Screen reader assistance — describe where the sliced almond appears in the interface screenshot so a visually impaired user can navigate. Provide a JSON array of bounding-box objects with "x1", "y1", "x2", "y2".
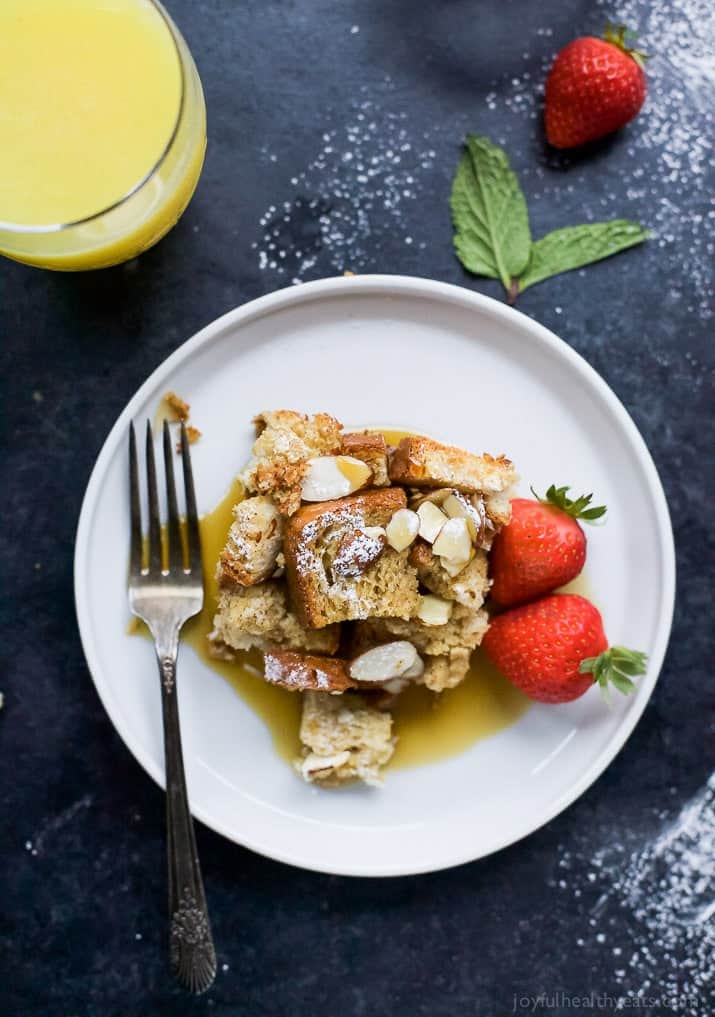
[
  {"x1": 443, "y1": 491, "x2": 483, "y2": 541},
  {"x1": 349, "y1": 640, "x2": 419, "y2": 682},
  {"x1": 439, "y1": 550, "x2": 475, "y2": 578},
  {"x1": 385, "y1": 508, "x2": 420, "y2": 552},
  {"x1": 401, "y1": 655, "x2": 425, "y2": 679},
  {"x1": 381, "y1": 676, "x2": 412, "y2": 695},
  {"x1": 416, "y1": 594, "x2": 453, "y2": 626},
  {"x1": 416, "y1": 501, "x2": 449, "y2": 544},
  {"x1": 300, "y1": 750, "x2": 351, "y2": 778},
  {"x1": 301, "y1": 456, "x2": 373, "y2": 502},
  {"x1": 432, "y1": 517, "x2": 472, "y2": 564}
]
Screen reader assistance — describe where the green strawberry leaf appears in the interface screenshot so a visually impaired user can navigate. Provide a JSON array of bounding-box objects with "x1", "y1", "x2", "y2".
[
  {"x1": 516, "y1": 220, "x2": 650, "y2": 295},
  {"x1": 451, "y1": 135, "x2": 532, "y2": 290},
  {"x1": 579, "y1": 646, "x2": 648, "y2": 702},
  {"x1": 531, "y1": 484, "x2": 607, "y2": 522}
]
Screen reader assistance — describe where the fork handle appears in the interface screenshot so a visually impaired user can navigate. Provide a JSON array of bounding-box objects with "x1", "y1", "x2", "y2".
[{"x1": 157, "y1": 647, "x2": 217, "y2": 993}]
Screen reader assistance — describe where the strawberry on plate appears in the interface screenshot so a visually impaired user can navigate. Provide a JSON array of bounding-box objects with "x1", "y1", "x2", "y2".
[
  {"x1": 490, "y1": 485, "x2": 606, "y2": 607},
  {"x1": 482, "y1": 593, "x2": 647, "y2": 704},
  {"x1": 545, "y1": 25, "x2": 647, "y2": 149}
]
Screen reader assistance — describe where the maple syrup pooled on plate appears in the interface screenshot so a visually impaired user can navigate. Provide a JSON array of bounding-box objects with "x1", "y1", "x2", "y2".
[{"x1": 132, "y1": 428, "x2": 533, "y2": 769}]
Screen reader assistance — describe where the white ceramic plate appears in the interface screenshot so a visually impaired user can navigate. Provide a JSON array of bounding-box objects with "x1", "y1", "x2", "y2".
[{"x1": 75, "y1": 275, "x2": 675, "y2": 877}]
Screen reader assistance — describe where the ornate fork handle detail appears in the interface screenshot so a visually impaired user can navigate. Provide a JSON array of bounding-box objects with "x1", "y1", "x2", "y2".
[{"x1": 157, "y1": 644, "x2": 217, "y2": 993}]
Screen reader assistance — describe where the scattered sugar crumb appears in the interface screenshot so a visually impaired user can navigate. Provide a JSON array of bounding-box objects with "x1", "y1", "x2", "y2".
[
  {"x1": 559, "y1": 773, "x2": 715, "y2": 1013},
  {"x1": 255, "y1": 91, "x2": 435, "y2": 282}
]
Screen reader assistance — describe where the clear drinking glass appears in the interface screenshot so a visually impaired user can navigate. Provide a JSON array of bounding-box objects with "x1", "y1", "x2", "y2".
[{"x1": 0, "y1": 0, "x2": 206, "y2": 271}]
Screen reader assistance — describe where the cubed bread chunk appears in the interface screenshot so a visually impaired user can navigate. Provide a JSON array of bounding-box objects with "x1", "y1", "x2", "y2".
[
  {"x1": 340, "y1": 432, "x2": 390, "y2": 486},
  {"x1": 283, "y1": 488, "x2": 420, "y2": 628},
  {"x1": 389, "y1": 435, "x2": 517, "y2": 495},
  {"x1": 355, "y1": 604, "x2": 488, "y2": 657},
  {"x1": 409, "y1": 541, "x2": 491, "y2": 609},
  {"x1": 210, "y1": 582, "x2": 339, "y2": 654},
  {"x1": 217, "y1": 496, "x2": 283, "y2": 587},
  {"x1": 420, "y1": 648, "x2": 472, "y2": 692},
  {"x1": 264, "y1": 650, "x2": 355, "y2": 692},
  {"x1": 352, "y1": 605, "x2": 488, "y2": 692},
  {"x1": 239, "y1": 410, "x2": 343, "y2": 515},
  {"x1": 295, "y1": 691, "x2": 395, "y2": 786}
]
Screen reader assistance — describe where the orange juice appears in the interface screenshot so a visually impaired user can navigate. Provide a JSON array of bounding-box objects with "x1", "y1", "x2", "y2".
[{"x1": 0, "y1": 0, "x2": 206, "y2": 270}]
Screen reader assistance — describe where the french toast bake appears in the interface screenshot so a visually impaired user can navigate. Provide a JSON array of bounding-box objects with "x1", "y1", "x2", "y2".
[{"x1": 209, "y1": 410, "x2": 517, "y2": 787}]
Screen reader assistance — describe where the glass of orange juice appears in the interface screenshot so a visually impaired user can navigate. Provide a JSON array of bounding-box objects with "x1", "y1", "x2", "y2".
[{"x1": 0, "y1": 0, "x2": 206, "y2": 271}]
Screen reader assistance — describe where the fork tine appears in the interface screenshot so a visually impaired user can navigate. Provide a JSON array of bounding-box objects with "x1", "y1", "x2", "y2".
[
  {"x1": 145, "y1": 421, "x2": 163, "y2": 573},
  {"x1": 129, "y1": 423, "x2": 143, "y2": 575},
  {"x1": 180, "y1": 422, "x2": 202, "y2": 574},
  {"x1": 162, "y1": 420, "x2": 184, "y2": 572}
]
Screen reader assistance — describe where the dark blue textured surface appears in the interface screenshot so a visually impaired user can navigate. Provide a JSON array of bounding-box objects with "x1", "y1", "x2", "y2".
[{"x1": 1, "y1": 1, "x2": 713, "y2": 1014}]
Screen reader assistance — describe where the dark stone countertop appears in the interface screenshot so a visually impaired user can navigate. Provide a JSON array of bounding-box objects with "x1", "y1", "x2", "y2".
[{"x1": 1, "y1": 1, "x2": 712, "y2": 1015}]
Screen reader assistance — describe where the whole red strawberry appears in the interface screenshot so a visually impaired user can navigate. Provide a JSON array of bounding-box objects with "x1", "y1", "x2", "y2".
[
  {"x1": 545, "y1": 25, "x2": 647, "y2": 149},
  {"x1": 490, "y1": 485, "x2": 605, "y2": 607},
  {"x1": 483, "y1": 593, "x2": 647, "y2": 704}
]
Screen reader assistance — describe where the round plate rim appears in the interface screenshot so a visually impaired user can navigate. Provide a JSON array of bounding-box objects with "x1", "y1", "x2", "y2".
[{"x1": 74, "y1": 274, "x2": 676, "y2": 877}]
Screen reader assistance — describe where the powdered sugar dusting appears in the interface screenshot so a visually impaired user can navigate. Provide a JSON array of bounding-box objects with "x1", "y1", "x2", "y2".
[
  {"x1": 254, "y1": 90, "x2": 434, "y2": 282},
  {"x1": 557, "y1": 773, "x2": 715, "y2": 1012}
]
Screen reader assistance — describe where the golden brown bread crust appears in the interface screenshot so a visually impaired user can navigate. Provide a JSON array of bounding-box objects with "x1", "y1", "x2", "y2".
[
  {"x1": 282, "y1": 486, "x2": 416, "y2": 626},
  {"x1": 283, "y1": 488, "x2": 419, "y2": 628},
  {"x1": 241, "y1": 410, "x2": 344, "y2": 515},
  {"x1": 263, "y1": 650, "x2": 356, "y2": 692},
  {"x1": 340, "y1": 432, "x2": 390, "y2": 486},
  {"x1": 389, "y1": 435, "x2": 516, "y2": 494}
]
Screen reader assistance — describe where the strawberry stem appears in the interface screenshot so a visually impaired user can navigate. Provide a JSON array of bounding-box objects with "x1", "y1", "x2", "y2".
[
  {"x1": 579, "y1": 646, "x2": 648, "y2": 703},
  {"x1": 531, "y1": 484, "x2": 607, "y2": 522},
  {"x1": 604, "y1": 23, "x2": 648, "y2": 70}
]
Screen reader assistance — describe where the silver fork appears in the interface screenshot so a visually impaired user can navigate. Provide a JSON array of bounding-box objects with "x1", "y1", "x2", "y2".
[{"x1": 129, "y1": 420, "x2": 216, "y2": 994}]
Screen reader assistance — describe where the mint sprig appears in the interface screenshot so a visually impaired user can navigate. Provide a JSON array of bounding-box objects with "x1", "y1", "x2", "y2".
[
  {"x1": 531, "y1": 484, "x2": 607, "y2": 522},
  {"x1": 451, "y1": 135, "x2": 649, "y2": 302}
]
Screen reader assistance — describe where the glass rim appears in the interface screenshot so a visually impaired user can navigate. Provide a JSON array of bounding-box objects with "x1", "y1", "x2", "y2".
[{"x1": 0, "y1": 0, "x2": 187, "y2": 236}]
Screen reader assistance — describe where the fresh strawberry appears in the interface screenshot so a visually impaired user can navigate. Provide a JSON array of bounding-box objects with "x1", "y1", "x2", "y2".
[
  {"x1": 490, "y1": 485, "x2": 606, "y2": 607},
  {"x1": 545, "y1": 25, "x2": 647, "y2": 149},
  {"x1": 482, "y1": 593, "x2": 647, "y2": 704}
]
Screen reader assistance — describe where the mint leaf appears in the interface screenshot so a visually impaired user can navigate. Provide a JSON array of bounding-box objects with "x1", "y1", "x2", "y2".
[
  {"x1": 516, "y1": 220, "x2": 649, "y2": 294},
  {"x1": 450, "y1": 135, "x2": 531, "y2": 290}
]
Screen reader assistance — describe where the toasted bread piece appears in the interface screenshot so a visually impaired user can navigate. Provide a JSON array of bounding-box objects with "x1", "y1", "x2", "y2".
[
  {"x1": 211, "y1": 582, "x2": 340, "y2": 654},
  {"x1": 283, "y1": 488, "x2": 420, "y2": 628},
  {"x1": 389, "y1": 435, "x2": 517, "y2": 495},
  {"x1": 340, "y1": 432, "x2": 390, "y2": 486},
  {"x1": 264, "y1": 650, "x2": 355, "y2": 692},
  {"x1": 216, "y1": 496, "x2": 283, "y2": 587},
  {"x1": 409, "y1": 541, "x2": 490, "y2": 609},
  {"x1": 239, "y1": 410, "x2": 343, "y2": 515},
  {"x1": 295, "y1": 691, "x2": 395, "y2": 786},
  {"x1": 355, "y1": 604, "x2": 488, "y2": 657},
  {"x1": 420, "y1": 648, "x2": 472, "y2": 691}
]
